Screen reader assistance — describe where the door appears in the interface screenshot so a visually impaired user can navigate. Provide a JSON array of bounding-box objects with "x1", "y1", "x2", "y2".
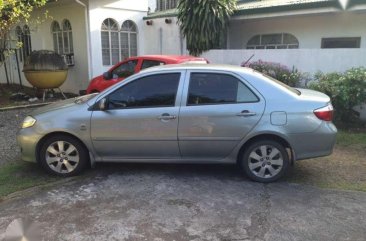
[
  {"x1": 91, "y1": 72, "x2": 184, "y2": 161},
  {"x1": 178, "y1": 71, "x2": 265, "y2": 159}
]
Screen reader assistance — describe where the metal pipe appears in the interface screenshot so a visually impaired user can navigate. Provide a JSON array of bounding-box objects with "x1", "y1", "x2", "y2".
[
  {"x1": 2, "y1": 54, "x2": 10, "y2": 85},
  {"x1": 14, "y1": 50, "x2": 23, "y2": 88}
]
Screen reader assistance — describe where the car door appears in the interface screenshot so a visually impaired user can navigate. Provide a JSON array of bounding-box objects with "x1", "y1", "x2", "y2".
[
  {"x1": 178, "y1": 71, "x2": 265, "y2": 159},
  {"x1": 91, "y1": 71, "x2": 185, "y2": 161},
  {"x1": 100, "y1": 59, "x2": 139, "y2": 90}
]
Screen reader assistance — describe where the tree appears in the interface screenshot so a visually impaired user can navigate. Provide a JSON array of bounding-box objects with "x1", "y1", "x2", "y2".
[
  {"x1": 177, "y1": 0, "x2": 237, "y2": 56},
  {"x1": 0, "y1": 0, "x2": 47, "y2": 65}
]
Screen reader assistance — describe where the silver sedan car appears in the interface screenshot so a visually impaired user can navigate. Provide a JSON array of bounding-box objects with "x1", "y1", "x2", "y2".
[{"x1": 17, "y1": 64, "x2": 337, "y2": 182}]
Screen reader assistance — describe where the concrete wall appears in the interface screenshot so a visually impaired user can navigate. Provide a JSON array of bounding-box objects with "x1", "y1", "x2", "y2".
[
  {"x1": 201, "y1": 49, "x2": 366, "y2": 121},
  {"x1": 0, "y1": 2, "x2": 89, "y2": 93},
  {"x1": 201, "y1": 49, "x2": 366, "y2": 75},
  {"x1": 88, "y1": 0, "x2": 148, "y2": 78},
  {"x1": 229, "y1": 11, "x2": 366, "y2": 49},
  {"x1": 143, "y1": 17, "x2": 188, "y2": 55}
]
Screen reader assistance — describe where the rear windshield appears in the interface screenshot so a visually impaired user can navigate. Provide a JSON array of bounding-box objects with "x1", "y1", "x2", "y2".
[{"x1": 256, "y1": 71, "x2": 301, "y2": 95}]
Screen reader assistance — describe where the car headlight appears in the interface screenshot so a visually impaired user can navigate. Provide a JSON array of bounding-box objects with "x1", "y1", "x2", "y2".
[{"x1": 22, "y1": 116, "x2": 36, "y2": 129}]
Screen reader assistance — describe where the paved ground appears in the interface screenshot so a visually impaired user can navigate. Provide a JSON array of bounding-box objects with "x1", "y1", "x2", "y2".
[
  {"x1": 0, "y1": 108, "x2": 31, "y2": 166},
  {"x1": 0, "y1": 163, "x2": 366, "y2": 241},
  {"x1": 1, "y1": 108, "x2": 366, "y2": 241}
]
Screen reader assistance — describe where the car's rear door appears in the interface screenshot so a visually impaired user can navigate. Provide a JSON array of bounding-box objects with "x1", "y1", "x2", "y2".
[
  {"x1": 91, "y1": 71, "x2": 185, "y2": 161},
  {"x1": 178, "y1": 71, "x2": 265, "y2": 159}
]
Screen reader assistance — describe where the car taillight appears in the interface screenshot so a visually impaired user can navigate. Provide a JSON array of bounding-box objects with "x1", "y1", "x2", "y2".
[{"x1": 314, "y1": 104, "x2": 334, "y2": 121}]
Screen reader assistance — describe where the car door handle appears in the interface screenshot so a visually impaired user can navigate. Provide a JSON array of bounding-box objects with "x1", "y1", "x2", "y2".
[
  {"x1": 236, "y1": 110, "x2": 256, "y2": 117},
  {"x1": 158, "y1": 114, "x2": 177, "y2": 120}
]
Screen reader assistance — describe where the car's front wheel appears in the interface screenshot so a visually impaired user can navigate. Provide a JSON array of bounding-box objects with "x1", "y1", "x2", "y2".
[
  {"x1": 39, "y1": 135, "x2": 89, "y2": 177},
  {"x1": 240, "y1": 140, "x2": 289, "y2": 183}
]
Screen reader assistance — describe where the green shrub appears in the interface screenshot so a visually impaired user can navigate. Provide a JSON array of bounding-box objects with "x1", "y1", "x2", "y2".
[
  {"x1": 309, "y1": 67, "x2": 366, "y2": 124},
  {"x1": 242, "y1": 59, "x2": 301, "y2": 87}
]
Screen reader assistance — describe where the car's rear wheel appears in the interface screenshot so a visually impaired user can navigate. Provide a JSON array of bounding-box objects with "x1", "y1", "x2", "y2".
[
  {"x1": 240, "y1": 140, "x2": 289, "y2": 183},
  {"x1": 39, "y1": 135, "x2": 89, "y2": 177}
]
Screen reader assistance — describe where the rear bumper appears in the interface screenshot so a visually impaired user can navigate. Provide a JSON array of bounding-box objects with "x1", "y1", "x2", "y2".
[
  {"x1": 289, "y1": 122, "x2": 337, "y2": 161},
  {"x1": 16, "y1": 128, "x2": 42, "y2": 163}
]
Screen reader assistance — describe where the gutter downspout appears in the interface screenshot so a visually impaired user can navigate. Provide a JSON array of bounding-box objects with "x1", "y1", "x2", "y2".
[{"x1": 75, "y1": 0, "x2": 93, "y2": 83}]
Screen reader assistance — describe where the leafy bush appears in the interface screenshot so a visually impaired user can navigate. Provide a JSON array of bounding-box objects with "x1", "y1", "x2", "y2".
[
  {"x1": 309, "y1": 67, "x2": 366, "y2": 123},
  {"x1": 242, "y1": 59, "x2": 301, "y2": 87}
]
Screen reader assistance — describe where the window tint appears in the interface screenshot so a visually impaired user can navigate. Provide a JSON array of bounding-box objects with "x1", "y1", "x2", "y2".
[
  {"x1": 141, "y1": 60, "x2": 165, "y2": 70},
  {"x1": 111, "y1": 60, "x2": 138, "y2": 78},
  {"x1": 108, "y1": 73, "x2": 180, "y2": 109},
  {"x1": 188, "y1": 73, "x2": 258, "y2": 105}
]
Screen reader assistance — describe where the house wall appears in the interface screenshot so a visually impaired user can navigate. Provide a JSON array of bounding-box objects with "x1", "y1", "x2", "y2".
[
  {"x1": 88, "y1": 0, "x2": 148, "y2": 78},
  {"x1": 229, "y1": 11, "x2": 366, "y2": 49},
  {"x1": 143, "y1": 17, "x2": 188, "y2": 55},
  {"x1": 0, "y1": 2, "x2": 89, "y2": 93}
]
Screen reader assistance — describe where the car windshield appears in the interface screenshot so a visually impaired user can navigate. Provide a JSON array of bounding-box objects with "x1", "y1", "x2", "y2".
[{"x1": 256, "y1": 71, "x2": 301, "y2": 95}]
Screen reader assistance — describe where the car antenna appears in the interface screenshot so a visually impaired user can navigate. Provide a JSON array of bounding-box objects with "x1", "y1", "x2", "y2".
[{"x1": 241, "y1": 54, "x2": 255, "y2": 67}]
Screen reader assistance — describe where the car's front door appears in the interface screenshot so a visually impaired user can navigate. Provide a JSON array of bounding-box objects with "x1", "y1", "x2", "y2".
[
  {"x1": 178, "y1": 71, "x2": 265, "y2": 159},
  {"x1": 91, "y1": 71, "x2": 184, "y2": 161},
  {"x1": 100, "y1": 59, "x2": 139, "y2": 90}
]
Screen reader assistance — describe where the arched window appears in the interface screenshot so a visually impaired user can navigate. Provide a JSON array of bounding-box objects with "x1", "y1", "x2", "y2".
[
  {"x1": 51, "y1": 21, "x2": 63, "y2": 54},
  {"x1": 15, "y1": 26, "x2": 23, "y2": 61},
  {"x1": 23, "y1": 25, "x2": 32, "y2": 58},
  {"x1": 120, "y1": 20, "x2": 138, "y2": 60},
  {"x1": 62, "y1": 20, "x2": 73, "y2": 54},
  {"x1": 101, "y1": 18, "x2": 119, "y2": 66},
  {"x1": 246, "y1": 33, "x2": 299, "y2": 49}
]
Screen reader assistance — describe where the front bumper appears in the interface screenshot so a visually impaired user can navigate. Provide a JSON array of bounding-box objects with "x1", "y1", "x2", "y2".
[{"x1": 16, "y1": 128, "x2": 42, "y2": 163}]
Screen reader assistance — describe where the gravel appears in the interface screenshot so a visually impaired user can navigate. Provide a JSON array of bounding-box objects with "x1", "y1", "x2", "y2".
[{"x1": 0, "y1": 108, "x2": 33, "y2": 166}]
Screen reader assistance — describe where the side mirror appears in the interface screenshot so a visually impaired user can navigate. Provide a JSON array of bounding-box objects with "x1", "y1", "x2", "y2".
[
  {"x1": 99, "y1": 98, "x2": 108, "y2": 111},
  {"x1": 103, "y1": 71, "x2": 112, "y2": 80}
]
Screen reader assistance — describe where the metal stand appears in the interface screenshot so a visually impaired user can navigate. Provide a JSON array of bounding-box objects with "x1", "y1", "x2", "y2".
[{"x1": 42, "y1": 88, "x2": 67, "y2": 102}]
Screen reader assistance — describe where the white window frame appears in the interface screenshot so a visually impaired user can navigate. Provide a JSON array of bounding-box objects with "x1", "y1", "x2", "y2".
[
  {"x1": 246, "y1": 33, "x2": 299, "y2": 49},
  {"x1": 120, "y1": 20, "x2": 138, "y2": 60}
]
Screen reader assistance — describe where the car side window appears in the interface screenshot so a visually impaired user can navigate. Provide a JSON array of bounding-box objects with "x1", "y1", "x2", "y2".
[
  {"x1": 108, "y1": 73, "x2": 180, "y2": 109},
  {"x1": 111, "y1": 60, "x2": 138, "y2": 79},
  {"x1": 141, "y1": 60, "x2": 166, "y2": 70},
  {"x1": 187, "y1": 73, "x2": 258, "y2": 105}
]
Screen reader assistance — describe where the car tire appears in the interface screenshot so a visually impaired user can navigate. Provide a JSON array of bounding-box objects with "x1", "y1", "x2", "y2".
[
  {"x1": 39, "y1": 135, "x2": 89, "y2": 177},
  {"x1": 240, "y1": 140, "x2": 289, "y2": 183}
]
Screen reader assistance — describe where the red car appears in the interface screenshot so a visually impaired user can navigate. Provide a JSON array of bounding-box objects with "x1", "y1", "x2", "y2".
[{"x1": 86, "y1": 55, "x2": 208, "y2": 94}]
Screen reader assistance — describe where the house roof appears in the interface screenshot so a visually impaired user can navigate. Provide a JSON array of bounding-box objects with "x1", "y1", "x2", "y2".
[
  {"x1": 143, "y1": 0, "x2": 356, "y2": 20},
  {"x1": 234, "y1": 0, "x2": 341, "y2": 16}
]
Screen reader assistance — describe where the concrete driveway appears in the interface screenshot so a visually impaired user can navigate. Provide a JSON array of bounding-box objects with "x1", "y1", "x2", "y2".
[{"x1": 0, "y1": 164, "x2": 365, "y2": 241}]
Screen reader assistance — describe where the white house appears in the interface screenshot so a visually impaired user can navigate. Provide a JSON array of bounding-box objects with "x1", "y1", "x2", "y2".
[
  {"x1": 1, "y1": 0, "x2": 149, "y2": 93},
  {"x1": 1, "y1": 0, "x2": 366, "y2": 95},
  {"x1": 144, "y1": 0, "x2": 366, "y2": 75}
]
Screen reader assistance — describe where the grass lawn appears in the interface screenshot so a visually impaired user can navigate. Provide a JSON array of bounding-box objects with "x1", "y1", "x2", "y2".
[
  {"x1": 0, "y1": 161, "x2": 61, "y2": 201},
  {"x1": 285, "y1": 130, "x2": 366, "y2": 192},
  {"x1": 0, "y1": 130, "x2": 365, "y2": 200}
]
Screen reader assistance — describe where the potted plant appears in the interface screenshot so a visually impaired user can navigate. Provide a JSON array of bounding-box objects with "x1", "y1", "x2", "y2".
[{"x1": 23, "y1": 50, "x2": 68, "y2": 89}]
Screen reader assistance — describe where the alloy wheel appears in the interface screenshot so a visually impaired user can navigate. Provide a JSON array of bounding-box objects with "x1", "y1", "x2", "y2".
[
  {"x1": 45, "y1": 141, "x2": 80, "y2": 174},
  {"x1": 247, "y1": 144, "x2": 284, "y2": 179}
]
